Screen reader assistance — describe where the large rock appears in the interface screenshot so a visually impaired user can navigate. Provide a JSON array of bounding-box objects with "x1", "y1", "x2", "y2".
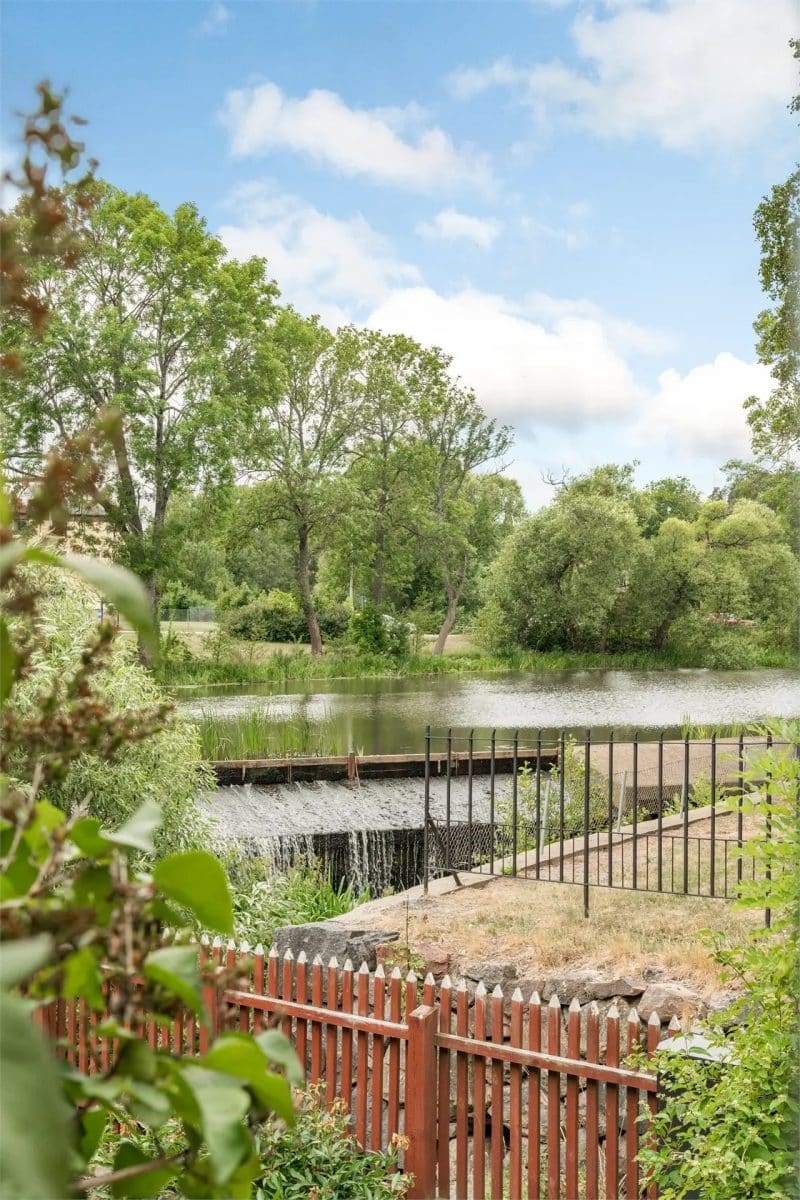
[
  {"x1": 464, "y1": 961, "x2": 518, "y2": 990},
  {"x1": 274, "y1": 922, "x2": 398, "y2": 970},
  {"x1": 638, "y1": 982, "x2": 705, "y2": 1022},
  {"x1": 589, "y1": 975, "x2": 646, "y2": 1001},
  {"x1": 540, "y1": 970, "x2": 604, "y2": 1005}
]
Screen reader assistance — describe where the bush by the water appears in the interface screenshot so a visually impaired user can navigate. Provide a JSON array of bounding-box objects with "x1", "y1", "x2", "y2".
[
  {"x1": 349, "y1": 604, "x2": 410, "y2": 661},
  {"x1": 223, "y1": 589, "x2": 350, "y2": 644}
]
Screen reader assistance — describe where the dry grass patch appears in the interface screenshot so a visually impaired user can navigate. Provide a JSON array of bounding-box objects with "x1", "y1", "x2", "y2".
[{"x1": 364, "y1": 876, "x2": 758, "y2": 992}]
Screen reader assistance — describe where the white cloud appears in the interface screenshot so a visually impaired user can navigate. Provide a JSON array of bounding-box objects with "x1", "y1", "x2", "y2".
[
  {"x1": 448, "y1": 0, "x2": 797, "y2": 152},
  {"x1": 416, "y1": 208, "x2": 502, "y2": 248},
  {"x1": 219, "y1": 82, "x2": 492, "y2": 193},
  {"x1": 218, "y1": 183, "x2": 421, "y2": 322},
  {"x1": 522, "y1": 292, "x2": 673, "y2": 355},
  {"x1": 366, "y1": 286, "x2": 643, "y2": 424},
  {"x1": 198, "y1": 1, "x2": 230, "y2": 35},
  {"x1": 636, "y1": 353, "x2": 771, "y2": 459}
]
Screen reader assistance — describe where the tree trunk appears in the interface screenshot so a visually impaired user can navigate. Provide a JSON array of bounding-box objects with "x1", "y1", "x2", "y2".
[
  {"x1": 138, "y1": 569, "x2": 158, "y2": 670},
  {"x1": 298, "y1": 527, "x2": 323, "y2": 655},
  {"x1": 432, "y1": 587, "x2": 458, "y2": 656}
]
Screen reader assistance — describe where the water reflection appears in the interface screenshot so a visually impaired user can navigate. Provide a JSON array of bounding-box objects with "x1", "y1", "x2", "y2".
[{"x1": 178, "y1": 668, "x2": 799, "y2": 754}]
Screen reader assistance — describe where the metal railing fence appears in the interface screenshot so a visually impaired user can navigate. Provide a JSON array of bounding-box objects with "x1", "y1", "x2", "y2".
[{"x1": 422, "y1": 728, "x2": 789, "y2": 918}]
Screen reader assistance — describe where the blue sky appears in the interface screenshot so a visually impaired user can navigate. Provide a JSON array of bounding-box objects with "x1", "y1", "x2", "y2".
[{"x1": 2, "y1": 0, "x2": 797, "y2": 507}]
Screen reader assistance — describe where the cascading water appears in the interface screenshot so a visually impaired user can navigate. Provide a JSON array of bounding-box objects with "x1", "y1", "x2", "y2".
[{"x1": 202, "y1": 775, "x2": 515, "y2": 892}]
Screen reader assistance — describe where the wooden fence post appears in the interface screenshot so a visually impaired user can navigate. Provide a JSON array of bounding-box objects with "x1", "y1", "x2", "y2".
[{"x1": 404, "y1": 1004, "x2": 438, "y2": 1200}]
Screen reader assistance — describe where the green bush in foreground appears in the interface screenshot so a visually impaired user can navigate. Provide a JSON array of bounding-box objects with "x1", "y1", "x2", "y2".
[
  {"x1": 638, "y1": 728, "x2": 800, "y2": 1200},
  {"x1": 255, "y1": 1087, "x2": 408, "y2": 1200}
]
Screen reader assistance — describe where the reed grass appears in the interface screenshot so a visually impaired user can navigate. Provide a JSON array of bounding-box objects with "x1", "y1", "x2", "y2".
[
  {"x1": 195, "y1": 707, "x2": 353, "y2": 760},
  {"x1": 159, "y1": 643, "x2": 796, "y2": 689}
]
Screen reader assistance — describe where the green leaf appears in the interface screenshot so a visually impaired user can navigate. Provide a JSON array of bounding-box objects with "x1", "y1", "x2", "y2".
[
  {"x1": 63, "y1": 946, "x2": 105, "y2": 1010},
  {"x1": 61, "y1": 554, "x2": 156, "y2": 653},
  {"x1": 104, "y1": 798, "x2": 162, "y2": 853},
  {"x1": 0, "y1": 618, "x2": 16, "y2": 705},
  {"x1": 110, "y1": 1141, "x2": 178, "y2": 1198},
  {"x1": 79, "y1": 1106, "x2": 109, "y2": 1162},
  {"x1": 143, "y1": 946, "x2": 204, "y2": 1016},
  {"x1": 203, "y1": 1034, "x2": 296, "y2": 1119},
  {"x1": 0, "y1": 935, "x2": 54, "y2": 991},
  {"x1": 0, "y1": 992, "x2": 72, "y2": 1199},
  {"x1": 71, "y1": 815, "x2": 111, "y2": 858},
  {"x1": 177, "y1": 1065, "x2": 252, "y2": 1184},
  {"x1": 115, "y1": 1037, "x2": 157, "y2": 1083},
  {"x1": 153, "y1": 851, "x2": 233, "y2": 935},
  {"x1": 255, "y1": 1028, "x2": 304, "y2": 1085}
]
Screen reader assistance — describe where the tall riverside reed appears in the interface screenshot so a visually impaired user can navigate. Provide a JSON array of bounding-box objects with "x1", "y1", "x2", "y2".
[{"x1": 194, "y1": 707, "x2": 350, "y2": 760}]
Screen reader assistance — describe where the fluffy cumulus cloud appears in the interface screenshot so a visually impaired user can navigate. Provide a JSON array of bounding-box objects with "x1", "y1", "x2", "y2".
[
  {"x1": 218, "y1": 183, "x2": 421, "y2": 324},
  {"x1": 366, "y1": 286, "x2": 644, "y2": 424},
  {"x1": 448, "y1": 0, "x2": 797, "y2": 151},
  {"x1": 416, "y1": 208, "x2": 502, "y2": 248},
  {"x1": 636, "y1": 353, "x2": 772, "y2": 459},
  {"x1": 219, "y1": 82, "x2": 492, "y2": 192}
]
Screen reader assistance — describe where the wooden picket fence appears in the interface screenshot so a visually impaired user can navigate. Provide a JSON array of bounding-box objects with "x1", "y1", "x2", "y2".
[{"x1": 42, "y1": 938, "x2": 675, "y2": 1200}]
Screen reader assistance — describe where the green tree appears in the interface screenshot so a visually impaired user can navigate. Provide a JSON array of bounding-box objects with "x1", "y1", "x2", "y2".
[
  {"x1": 249, "y1": 310, "x2": 360, "y2": 655},
  {"x1": 413, "y1": 370, "x2": 512, "y2": 653},
  {"x1": 745, "y1": 43, "x2": 800, "y2": 462},
  {"x1": 635, "y1": 476, "x2": 701, "y2": 537},
  {"x1": 479, "y1": 486, "x2": 640, "y2": 653},
  {"x1": 2, "y1": 181, "x2": 277, "y2": 663}
]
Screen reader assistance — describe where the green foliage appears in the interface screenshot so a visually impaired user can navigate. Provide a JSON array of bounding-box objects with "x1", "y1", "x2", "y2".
[
  {"x1": 9, "y1": 568, "x2": 212, "y2": 855},
  {"x1": 1, "y1": 519, "x2": 299, "y2": 1199},
  {"x1": 254, "y1": 1087, "x2": 407, "y2": 1200},
  {"x1": 228, "y1": 861, "x2": 369, "y2": 949},
  {"x1": 504, "y1": 742, "x2": 609, "y2": 848},
  {"x1": 478, "y1": 484, "x2": 640, "y2": 653},
  {"x1": 223, "y1": 590, "x2": 306, "y2": 643},
  {"x1": 745, "y1": 161, "x2": 800, "y2": 462},
  {"x1": 479, "y1": 467, "x2": 800, "y2": 662},
  {"x1": 195, "y1": 708, "x2": 349, "y2": 761},
  {"x1": 639, "y1": 728, "x2": 800, "y2": 1199},
  {"x1": 348, "y1": 604, "x2": 410, "y2": 661}
]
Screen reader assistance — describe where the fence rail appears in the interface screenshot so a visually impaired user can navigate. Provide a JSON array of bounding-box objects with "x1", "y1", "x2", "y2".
[
  {"x1": 42, "y1": 942, "x2": 672, "y2": 1200},
  {"x1": 422, "y1": 729, "x2": 786, "y2": 916}
]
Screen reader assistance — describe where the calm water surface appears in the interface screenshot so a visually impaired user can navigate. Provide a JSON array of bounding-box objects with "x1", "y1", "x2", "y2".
[{"x1": 178, "y1": 668, "x2": 799, "y2": 754}]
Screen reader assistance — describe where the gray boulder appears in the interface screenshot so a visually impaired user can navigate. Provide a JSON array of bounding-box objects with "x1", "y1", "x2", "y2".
[{"x1": 274, "y1": 922, "x2": 398, "y2": 970}]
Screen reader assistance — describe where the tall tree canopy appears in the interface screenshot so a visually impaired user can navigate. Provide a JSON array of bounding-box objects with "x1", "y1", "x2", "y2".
[
  {"x1": 2, "y1": 181, "x2": 277, "y2": 660},
  {"x1": 745, "y1": 42, "x2": 800, "y2": 463}
]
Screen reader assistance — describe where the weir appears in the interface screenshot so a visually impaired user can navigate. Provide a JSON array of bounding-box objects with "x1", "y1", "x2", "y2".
[{"x1": 202, "y1": 775, "x2": 517, "y2": 892}]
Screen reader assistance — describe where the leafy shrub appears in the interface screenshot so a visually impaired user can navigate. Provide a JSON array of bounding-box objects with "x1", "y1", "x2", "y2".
[
  {"x1": 254, "y1": 1087, "x2": 408, "y2": 1200},
  {"x1": 503, "y1": 741, "x2": 609, "y2": 849},
  {"x1": 216, "y1": 580, "x2": 256, "y2": 612},
  {"x1": 229, "y1": 860, "x2": 369, "y2": 948},
  {"x1": 223, "y1": 590, "x2": 307, "y2": 643},
  {"x1": 11, "y1": 569, "x2": 212, "y2": 856},
  {"x1": 318, "y1": 603, "x2": 351, "y2": 641},
  {"x1": 349, "y1": 604, "x2": 410, "y2": 661},
  {"x1": 638, "y1": 728, "x2": 800, "y2": 1199}
]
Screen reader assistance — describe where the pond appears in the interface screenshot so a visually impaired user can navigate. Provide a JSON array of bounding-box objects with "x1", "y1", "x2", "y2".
[{"x1": 178, "y1": 668, "x2": 799, "y2": 754}]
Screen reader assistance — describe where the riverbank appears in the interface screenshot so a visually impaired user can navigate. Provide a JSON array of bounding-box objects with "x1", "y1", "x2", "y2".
[{"x1": 156, "y1": 641, "x2": 797, "y2": 689}]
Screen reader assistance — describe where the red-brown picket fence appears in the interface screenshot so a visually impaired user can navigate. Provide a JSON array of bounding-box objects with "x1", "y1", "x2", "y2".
[{"x1": 41, "y1": 938, "x2": 676, "y2": 1200}]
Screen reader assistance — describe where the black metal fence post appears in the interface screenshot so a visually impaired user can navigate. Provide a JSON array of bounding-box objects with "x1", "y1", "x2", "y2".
[
  {"x1": 467, "y1": 728, "x2": 474, "y2": 869},
  {"x1": 535, "y1": 728, "x2": 542, "y2": 880},
  {"x1": 737, "y1": 731, "x2": 745, "y2": 889},
  {"x1": 657, "y1": 731, "x2": 664, "y2": 892},
  {"x1": 710, "y1": 733, "x2": 716, "y2": 896},
  {"x1": 489, "y1": 729, "x2": 496, "y2": 875},
  {"x1": 423, "y1": 724, "x2": 431, "y2": 894},
  {"x1": 632, "y1": 730, "x2": 639, "y2": 891},
  {"x1": 683, "y1": 732, "x2": 691, "y2": 894},
  {"x1": 445, "y1": 727, "x2": 452, "y2": 874},
  {"x1": 607, "y1": 729, "x2": 614, "y2": 888},
  {"x1": 511, "y1": 730, "x2": 519, "y2": 877},
  {"x1": 558, "y1": 729, "x2": 566, "y2": 882},
  {"x1": 583, "y1": 728, "x2": 591, "y2": 919}
]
